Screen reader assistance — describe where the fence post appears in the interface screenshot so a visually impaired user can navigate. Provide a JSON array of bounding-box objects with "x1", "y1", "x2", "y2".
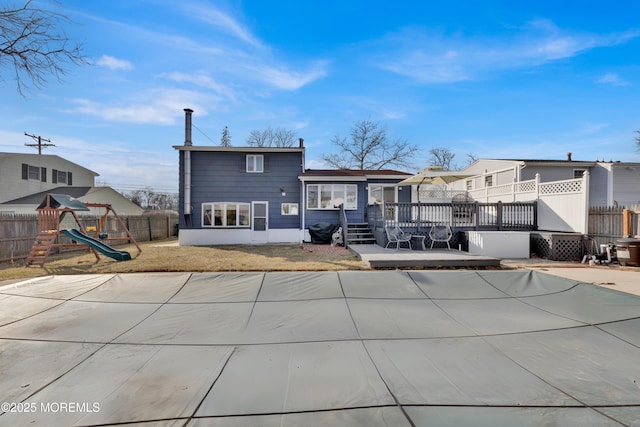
[
  {"x1": 474, "y1": 202, "x2": 479, "y2": 230},
  {"x1": 623, "y1": 208, "x2": 631, "y2": 237},
  {"x1": 496, "y1": 201, "x2": 503, "y2": 230},
  {"x1": 535, "y1": 173, "x2": 540, "y2": 199},
  {"x1": 581, "y1": 170, "x2": 590, "y2": 235}
]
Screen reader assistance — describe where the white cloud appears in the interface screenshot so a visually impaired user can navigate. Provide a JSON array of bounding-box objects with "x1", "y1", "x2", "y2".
[
  {"x1": 68, "y1": 88, "x2": 211, "y2": 125},
  {"x1": 249, "y1": 61, "x2": 328, "y2": 90},
  {"x1": 158, "y1": 72, "x2": 237, "y2": 101},
  {"x1": 375, "y1": 20, "x2": 640, "y2": 83},
  {"x1": 597, "y1": 72, "x2": 630, "y2": 86},
  {"x1": 95, "y1": 54, "x2": 133, "y2": 70},
  {"x1": 179, "y1": 2, "x2": 262, "y2": 48}
]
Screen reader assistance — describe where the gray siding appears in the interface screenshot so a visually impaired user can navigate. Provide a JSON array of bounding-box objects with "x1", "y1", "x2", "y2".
[
  {"x1": 520, "y1": 165, "x2": 588, "y2": 182},
  {"x1": 179, "y1": 150, "x2": 302, "y2": 230},
  {"x1": 589, "y1": 164, "x2": 609, "y2": 207},
  {"x1": 612, "y1": 166, "x2": 640, "y2": 207}
]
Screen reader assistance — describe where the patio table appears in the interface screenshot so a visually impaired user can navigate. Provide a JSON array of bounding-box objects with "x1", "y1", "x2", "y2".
[{"x1": 411, "y1": 235, "x2": 426, "y2": 250}]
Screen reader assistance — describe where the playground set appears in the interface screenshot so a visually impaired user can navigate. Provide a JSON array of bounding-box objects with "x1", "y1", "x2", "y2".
[{"x1": 26, "y1": 193, "x2": 141, "y2": 267}]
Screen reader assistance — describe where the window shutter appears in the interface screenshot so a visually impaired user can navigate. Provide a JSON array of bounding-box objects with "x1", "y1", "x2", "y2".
[
  {"x1": 68, "y1": 172, "x2": 73, "y2": 185},
  {"x1": 52, "y1": 169, "x2": 58, "y2": 184},
  {"x1": 41, "y1": 167, "x2": 47, "y2": 182},
  {"x1": 264, "y1": 155, "x2": 270, "y2": 172},
  {"x1": 22, "y1": 164, "x2": 28, "y2": 180}
]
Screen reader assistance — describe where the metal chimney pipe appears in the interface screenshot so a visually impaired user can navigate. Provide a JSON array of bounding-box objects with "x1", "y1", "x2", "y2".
[
  {"x1": 183, "y1": 108, "x2": 193, "y2": 216},
  {"x1": 184, "y1": 108, "x2": 193, "y2": 146}
]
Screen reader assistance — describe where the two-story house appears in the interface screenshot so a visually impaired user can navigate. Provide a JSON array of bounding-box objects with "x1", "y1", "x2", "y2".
[
  {"x1": 174, "y1": 143, "x2": 306, "y2": 245},
  {"x1": 173, "y1": 109, "x2": 412, "y2": 245},
  {"x1": 0, "y1": 152, "x2": 143, "y2": 216},
  {"x1": 0, "y1": 152, "x2": 97, "y2": 204}
]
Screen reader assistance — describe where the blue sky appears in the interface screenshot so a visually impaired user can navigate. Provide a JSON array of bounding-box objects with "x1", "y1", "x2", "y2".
[{"x1": 2, "y1": 0, "x2": 640, "y2": 194}]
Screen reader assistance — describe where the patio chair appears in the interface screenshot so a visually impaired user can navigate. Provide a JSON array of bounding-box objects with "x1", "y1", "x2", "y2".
[
  {"x1": 385, "y1": 225, "x2": 412, "y2": 250},
  {"x1": 429, "y1": 224, "x2": 452, "y2": 250}
]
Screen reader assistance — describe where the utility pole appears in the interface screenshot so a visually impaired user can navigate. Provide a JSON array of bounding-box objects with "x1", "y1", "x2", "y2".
[{"x1": 24, "y1": 132, "x2": 55, "y2": 155}]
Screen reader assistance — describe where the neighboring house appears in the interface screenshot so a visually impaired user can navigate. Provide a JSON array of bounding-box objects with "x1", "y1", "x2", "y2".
[
  {"x1": 1, "y1": 186, "x2": 144, "y2": 216},
  {"x1": 401, "y1": 156, "x2": 640, "y2": 233},
  {"x1": 408, "y1": 156, "x2": 640, "y2": 208},
  {"x1": 0, "y1": 152, "x2": 98, "y2": 204},
  {"x1": 0, "y1": 152, "x2": 143, "y2": 216},
  {"x1": 451, "y1": 158, "x2": 640, "y2": 208}
]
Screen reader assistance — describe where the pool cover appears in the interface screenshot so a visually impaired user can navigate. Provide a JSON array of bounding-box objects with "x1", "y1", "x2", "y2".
[{"x1": 1, "y1": 270, "x2": 639, "y2": 426}]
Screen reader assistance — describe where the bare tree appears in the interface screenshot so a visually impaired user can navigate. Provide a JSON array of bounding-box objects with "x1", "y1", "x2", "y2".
[
  {"x1": 465, "y1": 152, "x2": 479, "y2": 168},
  {"x1": 246, "y1": 126, "x2": 297, "y2": 147},
  {"x1": 220, "y1": 125, "x2": 232, "y2": 147},
  {"x1": 0, "y1": 0, "x2": 87, "y2": 95},
  {"x1": 427, "y1": 147, "x2": 456, "y2": 170},
  {"x1": 635, "y1": 130, "x2": 640, "y2": 151},
  {"x1": 322, "y1": 118, "x2": 419, "y2": 170},
  {"x1": 127, "y1": 188, "x2": 178, "y2": 210}
]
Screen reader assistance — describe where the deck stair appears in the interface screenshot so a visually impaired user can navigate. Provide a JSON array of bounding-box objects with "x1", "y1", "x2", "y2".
[
  {"x1": 26, "y1": 231, "x2": 58, "y2": 267},
  {"x1": 346, "y1": 223, "x2": 376, "y2": 245}
]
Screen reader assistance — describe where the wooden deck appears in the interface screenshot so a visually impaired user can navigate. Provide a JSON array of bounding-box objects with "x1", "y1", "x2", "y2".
[{"x1": 349, "y1": 244, "x2": 501, "y2": 269}]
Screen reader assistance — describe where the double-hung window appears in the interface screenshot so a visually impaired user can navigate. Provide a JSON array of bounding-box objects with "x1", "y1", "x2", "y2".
[
  {"x1": 246, "y1": 155, "x2": 264, "y2": 173},
  {"x1": 52, "y1": 169, "x2": 73, "y2": 185},
  {"x1": 21, "y1": 163, "x2": 46, "y2": 182},
  {"x1": 203, "y1": 202, "x2": 250, "y2": 227},
  {"x1": 307, "y1": 184, "x2": 357, "y2": 210}
]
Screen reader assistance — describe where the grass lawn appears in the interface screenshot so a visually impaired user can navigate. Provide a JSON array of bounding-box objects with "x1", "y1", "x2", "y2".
[{"x1": 0, "y1": 239, "x2": 369, "y2": 282}]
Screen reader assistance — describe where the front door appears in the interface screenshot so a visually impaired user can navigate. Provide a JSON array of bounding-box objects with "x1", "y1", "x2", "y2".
[{"x1": 251, "y1": 201, "x2": 268, "y2": 243}]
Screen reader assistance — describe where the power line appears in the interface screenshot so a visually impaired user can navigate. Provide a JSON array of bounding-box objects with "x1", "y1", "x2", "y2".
[
  {"x1": 192, "y1": 123, "x2": 216, "y2": 144},
  {"x1": 95, "y1": 181, "x2": 177, "y2": 194}
]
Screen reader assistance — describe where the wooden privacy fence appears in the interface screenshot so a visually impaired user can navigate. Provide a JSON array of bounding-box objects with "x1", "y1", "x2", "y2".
[
  {"x1": 0, "y1": 213, "x2": 178, "y2": 263},
  {"x1": 588, "y1": 205, "x2": 640, "y2": 244}
]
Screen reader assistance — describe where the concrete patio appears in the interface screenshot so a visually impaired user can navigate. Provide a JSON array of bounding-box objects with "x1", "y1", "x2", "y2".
[{"x1": 349, "y1": 244, "x2": 501, "y2": 268}]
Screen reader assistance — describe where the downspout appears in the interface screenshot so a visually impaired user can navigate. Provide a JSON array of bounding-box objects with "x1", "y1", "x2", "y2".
[
  {"x1": 183, "y1": 108, "x2": 193, "y2": 226},
  {"x1": 299, "y1": 137, "x2": 305, "y2": 242}
]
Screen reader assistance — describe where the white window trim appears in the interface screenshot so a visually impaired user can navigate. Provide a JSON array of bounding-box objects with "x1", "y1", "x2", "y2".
[
  {"x1": 281, "y1": 203, "x2": 298, "y2": 215},
  {"x1": 246, "y1": 154, "x2": 264, "y2": 173},
  {"x1": 368, "y1": 184, "x2": 396, "y2": 205},
  {"x1": 202, "y1": 202, "x2": 250, "y2": 228},
  {"x1": 307, "y1": 184, "x2": 358, "y2": 210}
]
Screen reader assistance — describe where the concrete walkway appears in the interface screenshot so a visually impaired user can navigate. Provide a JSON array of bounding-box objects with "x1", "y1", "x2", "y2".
[{"x1": 528, "y1": 266, "x2": 640, "y2": 296}]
